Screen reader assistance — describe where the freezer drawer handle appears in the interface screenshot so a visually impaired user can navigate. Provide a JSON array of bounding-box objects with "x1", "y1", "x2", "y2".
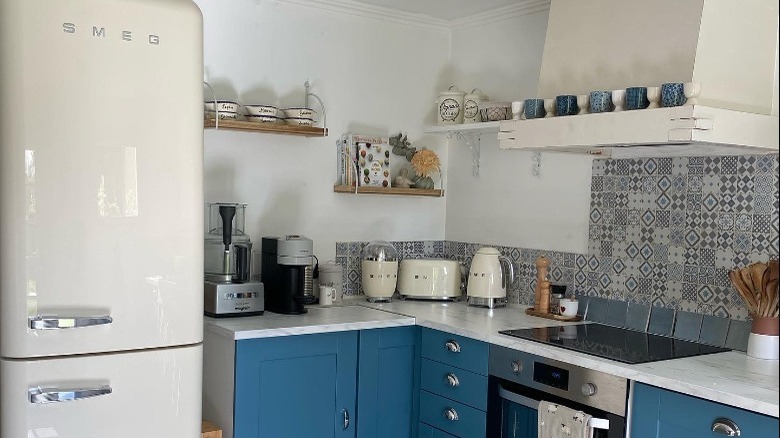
[
  {"x1": 29, "y1": 315, "x2": 113, "y2": 330},
  {"x1": 29, "y1": 385, "x2": 113, "y2": 404}
]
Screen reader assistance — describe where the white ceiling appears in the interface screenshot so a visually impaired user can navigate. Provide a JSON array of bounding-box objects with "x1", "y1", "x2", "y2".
[{"x1": 351, "y1": 0, "x2": 526, "y2": 21}]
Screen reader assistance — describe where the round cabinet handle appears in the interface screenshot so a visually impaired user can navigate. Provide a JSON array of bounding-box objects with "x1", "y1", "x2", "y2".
[
  {"x1": 445, "y1": 373, "x2": 460, "y2": 387},
  {"x1": 443, "y1": 408, "x2": 459, "y2": 421},
  {"x1": 445, "y1": 340, "x2": 461, "y2": 353},
  {"x1": 511, "y1": 360, "x2": 522, "y2": 374},
  {"x1": 711, "y1": 418, "x2": 740, "y2": 436}
]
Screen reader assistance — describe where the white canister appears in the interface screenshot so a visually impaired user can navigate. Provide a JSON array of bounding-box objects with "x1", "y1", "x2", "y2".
[
  {"x1": 436, "y1": 86, "x2": 465, "y2": 125},
  {"x1": 319, "y1": 261, "x2": 344, "y2": 301},
  {"x1": 463, "y1": 89, "x2": 488, "y2": 124}
]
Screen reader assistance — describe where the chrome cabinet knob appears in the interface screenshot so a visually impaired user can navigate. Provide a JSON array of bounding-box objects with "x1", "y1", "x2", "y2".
[
  {"x1": 445, "y1": 373, "x2": 460, "y2": 387},
  {"x1": 510, "y1": 360, "x2": 522, "y2": 374},
  {"x1": 711, "y1": 418, "x2": 740, "y2": 436},
  {"x1": 581, "y1": 383, "x2": 597, "y2": 397},
  {"x1": 445, "y1": 340, "x2": 461, "y2": 353},
  {"x1": 443, "y1": 408, "x2": 459, "y2": 421}
]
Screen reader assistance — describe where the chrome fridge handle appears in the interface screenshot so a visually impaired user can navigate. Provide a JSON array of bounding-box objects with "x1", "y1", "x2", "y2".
[
  {"x1": 29, "y1": 385, "x2": 112, "y2": 404},
  {"x1": 30, "y1": 315, "x2": 113, "y2": 330}
]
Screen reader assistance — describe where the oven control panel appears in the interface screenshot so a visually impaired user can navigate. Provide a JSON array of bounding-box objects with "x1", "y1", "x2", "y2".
[{"x1": 488, "y1": 344, "x2": 628, "y2": 417}]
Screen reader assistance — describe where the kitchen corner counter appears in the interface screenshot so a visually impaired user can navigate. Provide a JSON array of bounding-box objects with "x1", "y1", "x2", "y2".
[
  {"x1": 358, "y1": 299, "x2": 780, "y2": 418},
  {"x1": 204, "y1": 305, "x2": 414, "y2": 340}
]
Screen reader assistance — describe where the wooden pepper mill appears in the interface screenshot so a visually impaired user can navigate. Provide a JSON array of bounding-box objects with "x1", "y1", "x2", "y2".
[{"x1": 534, "y1": 255, "x2": 551, "y2": 313}]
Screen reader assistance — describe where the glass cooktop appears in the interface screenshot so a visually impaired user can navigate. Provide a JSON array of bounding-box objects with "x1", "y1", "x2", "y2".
[{"x1": 499, "y1": 323, "x2": 731, "y2": 364}]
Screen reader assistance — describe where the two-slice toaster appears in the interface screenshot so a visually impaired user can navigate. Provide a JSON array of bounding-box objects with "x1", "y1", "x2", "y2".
[{"x1": 397, "y1": 259, "x2": 462, "y2": 300}]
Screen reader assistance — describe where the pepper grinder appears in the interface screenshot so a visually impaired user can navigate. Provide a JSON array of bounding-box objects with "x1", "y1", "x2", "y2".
[
  {"x1": 538, "y1": 279, "x2": 551, "y2": 314},
  {"x1": 534, "y1": 255, "x2": 550, "y2": 312}
]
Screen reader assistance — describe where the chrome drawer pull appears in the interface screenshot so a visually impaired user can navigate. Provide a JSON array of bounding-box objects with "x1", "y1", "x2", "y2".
[
  {"x1": 444, "y1": 340, "x2": 461, "y2": 353},
  {"x1": 342, "y1": 409, "x2": 350, "y2": 430},
  {"x1": 29, "y1": 385, "x2": 112, "y2": 404},
  {"x1": 443, "y1": 407, "x2": 459, "y2": 421},
  {"x1": 712, "y1": 418, "x2": 740, "y2": 436},
  {"x1": 445, "y1": 373, "x2": 460, "y2": 387},
  {"x1": 30, "y1": 315, "x2": 113, "y2": 330}
]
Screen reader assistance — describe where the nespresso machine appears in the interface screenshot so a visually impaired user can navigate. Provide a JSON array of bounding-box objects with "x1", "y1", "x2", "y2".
[
  {"x1": 261, "y1": 235, "x2": 313, "y2": 314},
  {"x1": 204, "y1": 203, "x2": 264, "y2": 317}
]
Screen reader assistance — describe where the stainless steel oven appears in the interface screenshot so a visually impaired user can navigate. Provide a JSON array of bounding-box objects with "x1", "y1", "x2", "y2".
[{"x1": 487, "y1": 344, "x2": 628, "y2": 438}]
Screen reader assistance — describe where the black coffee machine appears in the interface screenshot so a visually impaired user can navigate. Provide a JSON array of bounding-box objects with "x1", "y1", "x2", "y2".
[{"x1": 261, "y1": 235, "x2": 313, "y2": 314}]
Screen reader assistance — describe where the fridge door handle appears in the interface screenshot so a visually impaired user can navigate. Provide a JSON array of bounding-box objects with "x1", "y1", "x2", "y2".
[
  {"x1": 29, "y1": 385, "x2": 113, "y2": 404},
  {"x1": 29, "y1": 315, "x2": 113, "y2": 330}
]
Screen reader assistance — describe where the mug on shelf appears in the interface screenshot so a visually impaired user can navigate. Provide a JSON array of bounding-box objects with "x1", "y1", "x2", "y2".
[{"x1": 559, "y1": 298, "x2": 579, "y2": 317}]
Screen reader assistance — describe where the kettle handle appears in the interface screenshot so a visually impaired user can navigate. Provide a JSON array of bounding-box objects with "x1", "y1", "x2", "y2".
[{"x1": 498, "y1": 255, "x2": 515, "y2": 290}]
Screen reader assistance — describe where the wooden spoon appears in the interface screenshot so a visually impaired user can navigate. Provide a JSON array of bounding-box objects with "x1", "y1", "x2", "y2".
[
  {"x1": 766, "y1": 279, "x2": 779, "y2": 318},
  {"x1": 741, "y1": 268, "x2": 761, "y2": 309},
  {"x1": 730, "y1": 269, "x2": 758, "y2": 313}
]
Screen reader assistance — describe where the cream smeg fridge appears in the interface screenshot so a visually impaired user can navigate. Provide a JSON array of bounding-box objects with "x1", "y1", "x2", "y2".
[{"x1": 0, "y1": 0, "x2": 204, "y2": 436}]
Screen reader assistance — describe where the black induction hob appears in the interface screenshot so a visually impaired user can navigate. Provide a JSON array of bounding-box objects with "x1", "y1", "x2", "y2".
[{"x1": 499, "y1": 323, "x2": 731, "y2": 364}]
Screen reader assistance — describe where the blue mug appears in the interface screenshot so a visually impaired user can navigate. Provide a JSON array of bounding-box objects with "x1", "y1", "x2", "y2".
[
  {"x1": 625, "y1": 87, "x2": 649, "y2": 110},
  {"x1": 555, "y1": 95, "x2": 578, "y2": 116},
  {"x1": 589, "y1": 91, "x2": 612, "y2": 113},
  {"x1": 661, "y1": 82, "x2": 686, "y2": 107},
  {"x1": 524, "y1": 98, "x2": 546, "y2": 119}
]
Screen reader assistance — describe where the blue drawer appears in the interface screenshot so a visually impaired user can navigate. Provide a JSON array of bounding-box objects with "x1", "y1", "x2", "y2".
[
  {"x1": 421, "y1": 328, "x2": 488, "y2": 376},
  {"x1": 418, "y1": 422, "x2": 457, "y2": 438},
  {"x1": 419, "y1": 390, "x2": 486, "y2": 438},
  {"x1": 657, "y1": 385, "x2": 778, "y2": 437},
  {"x1": 421, "y1": 358, "x2": 488, "y2": 411}
]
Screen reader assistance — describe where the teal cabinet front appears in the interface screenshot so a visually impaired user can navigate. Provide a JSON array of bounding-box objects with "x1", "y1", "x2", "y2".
[
  {"x1": 235, "y1": 332, "x2": 358, "y2": 438},
  {"x1": 357, "y1": 326, "x2": 421, "y2": 438},
  {"x1": 631, "y1": 383, "x2": 779, "y2": 438}
]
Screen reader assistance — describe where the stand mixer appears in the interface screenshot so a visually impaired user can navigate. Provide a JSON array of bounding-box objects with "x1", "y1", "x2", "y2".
[{"x1": 204, "y1": 203, "x2": 264, "y2": 317}]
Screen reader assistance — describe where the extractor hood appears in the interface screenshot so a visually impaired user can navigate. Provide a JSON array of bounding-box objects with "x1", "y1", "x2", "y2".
[{"x1": 498, "y1": 0, "x2": 779, "y2": 157}]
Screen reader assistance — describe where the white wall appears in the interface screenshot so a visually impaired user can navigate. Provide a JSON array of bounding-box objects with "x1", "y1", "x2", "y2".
[
  {"x1": 445, "y1": 12, "x2": 593, "y2": 253},
  {"x1": 196, "y1": 0, "x2": 450, "y2": 261}
]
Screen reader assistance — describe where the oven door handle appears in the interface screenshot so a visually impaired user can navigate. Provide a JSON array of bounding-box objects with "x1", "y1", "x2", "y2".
[{"x1": 498, "y1": 386, "x2": 611, "y2": 432}]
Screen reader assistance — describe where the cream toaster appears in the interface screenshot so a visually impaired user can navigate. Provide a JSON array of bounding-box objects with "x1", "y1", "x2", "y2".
[{"x1": 397, "y1": 259, "x2": 462, "y2": 300}]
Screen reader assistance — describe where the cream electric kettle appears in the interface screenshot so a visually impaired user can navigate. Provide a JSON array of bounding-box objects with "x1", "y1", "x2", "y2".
[{"x1": 467, "y1": 247, "x2": 514, "y2": 308}]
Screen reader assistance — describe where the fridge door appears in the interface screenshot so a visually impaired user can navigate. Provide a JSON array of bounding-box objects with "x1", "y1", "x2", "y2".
[
  {"x1": 0, "y1": 344, "x2": 202, "y2": 437},
  {"x1": 0, "y1": 0, "x2": 204, "y2": 358}
]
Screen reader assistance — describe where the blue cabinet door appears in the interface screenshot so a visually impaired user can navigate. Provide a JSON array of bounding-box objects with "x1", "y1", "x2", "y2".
[
  {"x1": 631, "y1": 383, "x2": 779, "y2": 438},
  {"x1": 235, "y1": 332, "x2": 358, "y2": 438},
  {"x1": 358, "y1": 326, "x2": 421, "y2": 438}
]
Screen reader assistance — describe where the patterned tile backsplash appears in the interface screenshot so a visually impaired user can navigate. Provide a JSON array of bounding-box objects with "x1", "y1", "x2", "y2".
[{"x1": 337, "y1": 154, "x2": 779, "y2": 323}]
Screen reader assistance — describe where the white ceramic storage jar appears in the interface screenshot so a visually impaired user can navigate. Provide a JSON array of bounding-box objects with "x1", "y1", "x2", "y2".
[{"x1": 436, "y1": 86, "x2": 465, "y2": 125}]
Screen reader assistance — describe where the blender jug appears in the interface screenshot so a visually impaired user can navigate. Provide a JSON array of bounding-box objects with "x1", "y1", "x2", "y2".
[{"x1": 204, "y1": 202, "x2": 252, "y2": 282}]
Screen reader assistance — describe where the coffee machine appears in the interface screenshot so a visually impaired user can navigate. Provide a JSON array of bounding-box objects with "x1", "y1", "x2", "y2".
[
  {"x1": 261, "y1": 235, "x2": 313, "y2": 314},
  {"x1": 204, "y1": 203, "x2": 264, "y2": 317}
]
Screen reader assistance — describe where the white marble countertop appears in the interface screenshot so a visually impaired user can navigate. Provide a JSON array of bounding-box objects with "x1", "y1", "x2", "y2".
[
  {"x1": 204, "y1": 305, "x2": 414, "y2": 340},
  {"x1": 358, "y1": 299, "x2": 779, "y2": 418}
]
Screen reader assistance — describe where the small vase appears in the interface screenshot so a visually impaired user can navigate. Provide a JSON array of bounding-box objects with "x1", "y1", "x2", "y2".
[
  {"x1": 747, "y1": 316, "x2": 779, "y2": 360},
  {"x1": 413, "y1": 176, "x2": 435, "y2": 190}
]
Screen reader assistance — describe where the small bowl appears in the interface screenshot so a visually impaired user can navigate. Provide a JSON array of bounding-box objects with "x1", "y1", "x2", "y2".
[
  {"x1": 283, "y1": 107, "x2": 315, "y2": 119},
  {"x1": 245, "y1": 114, "x2": 280, "y2": 123},
  {"x1": 285, "y1": 117, "x2": 314, "y2": 127},
  {"x1": 205, "y1": 110, "x2": 238, "y2": 120},
  {"x1": 243, "y1": 104, "x2": 278, "y2": 117},
  {"x1": 204, "y1": 100, "x2": 239, "y2": 113}
]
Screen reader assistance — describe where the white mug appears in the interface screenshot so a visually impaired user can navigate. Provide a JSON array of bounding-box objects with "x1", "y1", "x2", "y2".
[
  {"x1": 559, "y1": 299, "x2": 579, "y2": 317},
  {"x1": 319, "y1": 285, "x2": 335, "y2": 305}
]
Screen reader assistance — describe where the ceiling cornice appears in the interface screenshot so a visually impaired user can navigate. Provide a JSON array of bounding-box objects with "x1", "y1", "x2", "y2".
[{"x1": 274, "y1": 0, "x2": 551, "y2": 32}]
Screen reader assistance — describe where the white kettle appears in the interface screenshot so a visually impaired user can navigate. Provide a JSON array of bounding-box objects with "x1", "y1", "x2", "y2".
[{"x1": 467, "y1": 247, "x2": 514, "y2": 308}]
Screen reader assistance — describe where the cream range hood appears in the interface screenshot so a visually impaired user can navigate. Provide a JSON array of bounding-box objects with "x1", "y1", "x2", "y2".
[{"x1": 498, "y1": 0, "x2": 779, "y2": 157}]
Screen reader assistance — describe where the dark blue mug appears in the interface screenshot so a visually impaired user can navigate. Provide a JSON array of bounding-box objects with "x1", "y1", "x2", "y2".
[
  {"x1": 661, "y1": 82, "x2": 686, "y2": 107},
  {"x1": 555, "y1": 95, "x2": 578, "y2": 116},
  {"x1": 589, "y1": 91, "x2": 612, "y2": 113},
  {"x1": 625, "y1": 87, "x2": 649, "y2": 110},
  {"x1": 524, "y1": 98, "x2": 545, "y2": 119}
]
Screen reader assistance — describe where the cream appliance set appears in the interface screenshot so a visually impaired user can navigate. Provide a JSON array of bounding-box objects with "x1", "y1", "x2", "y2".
[
  {"x1": 397, "y1": 259, "x2": 462, "y2": 300},
  {"x1": 204, "y1": 203, "x2": 264, "y2": 317},
  {"x1": 261, "y1": 235, "x2": 313, "y2": 314},
  {"x1": 0, "y1": 0, "x2": 203, "y2": 435},
  {"x1": 361, "y1": 241, "x2": 399, "y2": 302},
  {"x1": 467, "y1": 247, "x2": 515, "y2": 308}
]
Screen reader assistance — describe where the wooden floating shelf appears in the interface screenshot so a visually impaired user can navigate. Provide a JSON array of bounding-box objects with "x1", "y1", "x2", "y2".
[
  {"x1": 333, "y1": 185, "x2": 444, "y2": 197},
  {"x1": 525, "y1": 308, "x2": 582, "y2": 322},
  {"x1": 204, "y1": 119, "x2": 328, "y2": 137}
]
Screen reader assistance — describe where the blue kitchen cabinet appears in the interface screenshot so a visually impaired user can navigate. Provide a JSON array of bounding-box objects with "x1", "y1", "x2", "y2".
[
  {"x1": 234, "y1": 331, "x2": 358, "y2": 438},
  {"x1": 357, "y1": 326, "x2": 421, "y2": 438},
  {"x1": 631, "y1": 382, "x2": 779, "y2": 438}
]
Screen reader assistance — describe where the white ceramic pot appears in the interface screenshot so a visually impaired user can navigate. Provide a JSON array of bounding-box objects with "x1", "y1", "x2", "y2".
[
  {"x1": 463, "y1": 89, "x2": 488, "y2": 124},
  {"x1": 244, "y1": 104, "x2": 278, "y2": 116},
  {"x1": 747, "y1": 333, "x2": 779, "y2": 360},
  {"x1": 436, "y1": 86, "x2": 465, "y2": 125}
]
